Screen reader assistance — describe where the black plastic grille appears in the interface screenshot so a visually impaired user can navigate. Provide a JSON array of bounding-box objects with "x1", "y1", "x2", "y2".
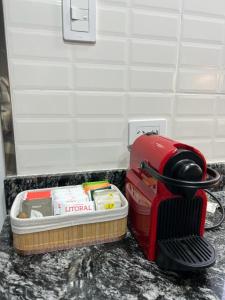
[
  {"x1": 157, "y1": 197, "x2": 203, "y2": 240},
  {"x1": 158, "y1": 235, "x2": 215, "y2": 266}
]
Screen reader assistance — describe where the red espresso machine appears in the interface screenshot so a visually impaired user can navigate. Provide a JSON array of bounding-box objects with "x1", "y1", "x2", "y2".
[{"x1": 126, "y1": 134, "x2": 221, "y2": 271}]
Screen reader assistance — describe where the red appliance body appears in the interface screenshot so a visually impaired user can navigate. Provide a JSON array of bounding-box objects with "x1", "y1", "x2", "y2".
[{"x1": 126, "y1": 135, "x2": 210, "y2": 264}]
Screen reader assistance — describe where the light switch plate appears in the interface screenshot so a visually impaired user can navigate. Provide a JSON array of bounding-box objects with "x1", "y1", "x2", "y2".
[{"x1": 62, "y1": 0, "x2": 96, "y2": 43}]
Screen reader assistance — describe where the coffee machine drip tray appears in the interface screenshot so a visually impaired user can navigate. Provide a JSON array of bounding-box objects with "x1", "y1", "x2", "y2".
[{"x1": 156, "y1": 235, "x2": 216, "y2": 271}]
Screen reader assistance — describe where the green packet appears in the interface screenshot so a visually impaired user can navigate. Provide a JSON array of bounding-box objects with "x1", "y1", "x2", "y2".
[
  {"x1": 82, "y1": 180, "x2": 109, "y2": 188},
  {"x1": 89, "y1": 186, "x2": 112, "y2": 201}
]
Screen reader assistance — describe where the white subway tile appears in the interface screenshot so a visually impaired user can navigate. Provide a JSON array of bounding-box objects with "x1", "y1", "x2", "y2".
[
  {"x1": 219, "y1": 72, "x2": 225, "y2": 93},
  {"x1": 175, "y1": 95, "x2": 215, "y2": 115},
  {"x1": 130, "y1": 68, "x2": 174, "y2": 92},
  {"x1": 74, "y1": 66, "x2": 126, "y2": 91},
  {"x1": 132, "y1": 0, "x2": 181, "y2": 11},
  {"x1": 128, "y1": 94, "x2": 173, "y2": 115},
  {"x1": 11, "y1": 62, "x2": 71, "y2": 89},
  {"x1": 99, "y1": 0, "x2": 128, "y2": 5},
  {"x1": 173, "y1": 119, "x2": 214, "y2": 138},
  {"x1": 179, "y1": 139, "x2": 213, "y2": 160},
  {"x1": 183, "y1": 0, "x2": 225, "y2": 17},
  {"x1": 8, "y1": 30, "x2": 70, "y2": 59},
  {"x1": 180, "y1": 44, "x2": 222, "y2": 67},
  {"x1": 216, "y1": 119, "x2": 225, "y2": 137},
  {"x1": 131, "y1": 40, "x2": 177, "y2": 66},
  {"x1": 97, "y1": 8, "x2": 127, "y2": 35},
  {"x1": 216, "y1": 96, "x2": 225, "y2": 115},
  {"x1": 13, "y1": 92, "x2": 72, "y2": 116},
  {"x1": 7, "y1": 0, "x2": 61, "y2": 29},
  {"x1": 177, "y1": 70, "x2": 218, "y2": 92},
  {"x1": 76, "y1": 143, "x2": 126, "y2": 167},
  {"x1": 214, "y1": 141, "x2": 225, "y2": 158},
  {"x1": 17, "y1": 145, "x2": 73, "y2": 174},
  {"x1": 73, "y1": 39, "x2": 127, "y2": 64},
  {"x1": 76, "y1": 93, "x2": 125, "y2": 115},
  {"x1": 131, "y1": 11, "x2": 179, "y2": 40},
  {"x1": 15, "y1": 120, "x2": 73, "y2": 143},
  {"x1": 76, "y1": 119, "x2": 125, "y2": 141},
  {"x1": 182, "y1": 16, "x2": 224, "y2": 43}
]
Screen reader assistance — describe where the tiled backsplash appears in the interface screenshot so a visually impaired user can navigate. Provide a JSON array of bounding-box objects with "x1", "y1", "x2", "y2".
[{"x1": 2, "y1": 0, "x2": 225, "y2": 175}]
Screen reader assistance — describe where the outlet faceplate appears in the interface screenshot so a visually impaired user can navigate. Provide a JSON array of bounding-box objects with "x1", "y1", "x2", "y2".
[{"x1": 128, "y1": 119, "x2": 167, "y2": 146}]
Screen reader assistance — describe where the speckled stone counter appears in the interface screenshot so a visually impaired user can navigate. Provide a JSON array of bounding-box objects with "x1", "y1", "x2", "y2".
[
  {"x1": 4, "y1": 163, "x2": 225, "y2": 211},
  {"x1": 0, "y1": 192, "x2": 225, "y2": 300}
]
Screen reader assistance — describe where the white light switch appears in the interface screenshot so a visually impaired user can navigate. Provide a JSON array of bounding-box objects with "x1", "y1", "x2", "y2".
[
  {"x1": 71, "y1": 20, "x2": 89, "y2": 32},
  {"x1": 62, "y1": 0, "x2": 96, "y2": 43},
  {"x1": 71, "y1": 8, "x2": 88, "y2": 21},
  {"x1": 71, "y1": 0, "x2": 89, "y2": 10}
]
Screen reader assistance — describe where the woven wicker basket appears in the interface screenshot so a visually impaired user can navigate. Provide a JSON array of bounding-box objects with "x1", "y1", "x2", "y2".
[{"x1": 11, "y1": 185, "x2": 128, "y2": 255}]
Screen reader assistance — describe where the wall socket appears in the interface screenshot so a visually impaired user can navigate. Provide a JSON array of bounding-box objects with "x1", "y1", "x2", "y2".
[{"x1": 128, "y1": 119, "x2": 167, "y2": 145}]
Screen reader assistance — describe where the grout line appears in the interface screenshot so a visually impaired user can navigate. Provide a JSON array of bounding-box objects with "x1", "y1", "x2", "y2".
[
  {"x1": 212, "y1": 95, "x2": 218, "y2": 159},
  {"x1": 170, "y1": 0, "x2": 184, "y2": 138},
  {"x1": 11, "y1": 88, "x2": 225, "y2": 96},
  {"x1": 122, "y1": 0, "x2": 131, "y2": 160},
  {"x1": 182, "y1": 11, "x2": 225, "y2": 21},
  {"x1": 127, "y1": 6, "x2": 182, "y2": 17},
  {"x1": 174, "y1": 0, "x2": 184, "y2": 93}
]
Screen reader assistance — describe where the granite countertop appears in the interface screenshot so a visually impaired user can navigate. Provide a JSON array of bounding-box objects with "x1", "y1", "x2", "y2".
[{"x1": 0, "y1": 192, "x2": 225, "y2": 300}]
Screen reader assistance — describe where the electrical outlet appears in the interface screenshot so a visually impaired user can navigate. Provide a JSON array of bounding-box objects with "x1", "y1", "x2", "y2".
[{"x1": 128, "y1": 119, "x2": 167, "y2": 145}]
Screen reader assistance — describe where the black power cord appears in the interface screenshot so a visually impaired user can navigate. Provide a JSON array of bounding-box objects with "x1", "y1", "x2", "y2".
[{"x1": 204, "y1": 189, "x2": 225, "y2": 231}]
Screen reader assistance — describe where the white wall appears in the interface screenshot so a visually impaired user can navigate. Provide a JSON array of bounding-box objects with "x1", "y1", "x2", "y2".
[
  {"x1": 2, "y1": 0, "x2": 225, "y2": 175},
  {"x1": 0, "y1": 121, "x2": 6, "y2": 230}
]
